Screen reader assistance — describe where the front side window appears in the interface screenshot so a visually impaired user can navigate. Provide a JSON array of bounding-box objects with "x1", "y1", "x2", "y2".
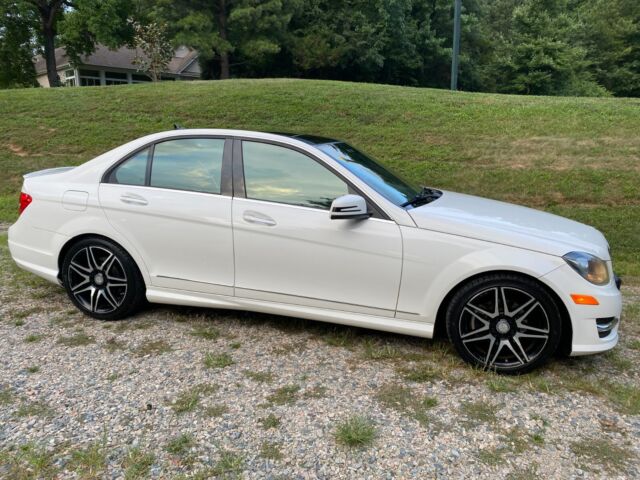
[
  {"x1": 317, "y1": 142, "x2": 419, "y2": 207},
  {"x1": 109, "y1": 148, "x2": 149, "y2": 186},
  {"x1": 242, "y1": 141, "x2": 348, "y2": 209},
  {"x1": 150, "y1": 138, "x2": 225, "y2": 194}
]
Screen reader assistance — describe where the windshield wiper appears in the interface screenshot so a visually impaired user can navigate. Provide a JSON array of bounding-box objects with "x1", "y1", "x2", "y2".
[{"x1": 401, "y1": 187, "x2": 442, "y2": 207}]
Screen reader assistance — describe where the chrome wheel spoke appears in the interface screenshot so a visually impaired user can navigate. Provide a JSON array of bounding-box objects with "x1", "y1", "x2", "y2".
[
  {"x1": 498, "y1": 287, "x2": 508, "y2": 315},
  {"x1": 508, "y1": 297, "x2": 535, "y2": 318},
  {"x1": 488, "y1": 338, "x2": 507, "y2": 367},
  {"x1": 515, "y1": 331, "x2": 548, "y2": 340},
  {"x1": 514, "y1": 301, "x2": 541, "y2": 325},
  {"x1": 71, "y1": 278, "x2": 90, "y2": 292},
  {"x1": 462, "y1": 332, "x2": 493, "y2": 344},
  {"x1": 89, "y1": 287, "x2": 98, "y2": 312},
  {"x1": 461, "y1": 324, "x2": 490, "y2": 340},
  {"x1": 70, "y1": 260, "x2": 91, "y2": 275},
  {"x1": 98, "y1": 289, "x2": 117, "y2": 310},
  {"x1": 484, "y1": 335, "x2": 497, "y2": 365},
  {"x1": 517, "y1": 322, "x2": 549, "y2": 334},
  {"x1": 511, "y1": 336, "x2": 530, "y2": 363},
  {"x1": 100, "y1": 252, "x2": 115, "y2": 271},
  {"x1": 87, "y1": 248, "x2": 100, "y2": 271},
  {"x1": 105, "y1": 286, "x2": 122, "y2": 307},
  {"x1": 502, "y1": 339, "x2": 525, "y2": 366},
  {"x1": 73, "y1": 285, "x2": 93, "y2": 296},
  {"x1": 465, "y1": 301, "x2": 496, "y2": 320}
]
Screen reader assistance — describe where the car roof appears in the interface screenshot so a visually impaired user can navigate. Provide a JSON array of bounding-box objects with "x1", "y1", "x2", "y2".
[{"x1": 266, "y1": 132, "x2": 342, "y2": 146}]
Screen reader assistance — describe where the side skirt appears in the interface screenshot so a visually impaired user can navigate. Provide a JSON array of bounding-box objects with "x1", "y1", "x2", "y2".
[{"x1": 146, "y1": 287, "x2": 434, "y2": 338}]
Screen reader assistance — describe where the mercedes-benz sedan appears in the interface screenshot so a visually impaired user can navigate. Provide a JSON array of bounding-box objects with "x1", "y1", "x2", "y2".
[{"x1": 8, "y1": 130, "x2": 622, "y2": 373}]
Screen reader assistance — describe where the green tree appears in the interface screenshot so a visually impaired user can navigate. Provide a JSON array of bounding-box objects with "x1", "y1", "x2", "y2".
[
  {"x1": 58, "y1": 0, "x2": 135, "y2": 66},
  {"x1": 25, "y1": 0, "x2": 67, "y2": 87},
  {"x1": 482, "y1": 0, "x2": 608, "y2": 96},
  {"x1": 131, "y1": 21, "x2": 173, "y2": 81},
  {"x1": 577, "y1": 0, "x2": 640, "y2": 97},
  {"x1": 14, "y1": 0, "x2": 134, "y2": 87},
  {"x1": 0, "y1": 0, "x2": 38, "y2": 88},
  {"x1": 152, "y1": 0, "x2": 293, "y2": 79}
]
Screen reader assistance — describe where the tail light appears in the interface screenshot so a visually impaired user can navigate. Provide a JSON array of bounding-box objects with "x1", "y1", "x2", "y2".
[{"x1": 19, "y1": 192, "x2": 32, "y2": 215}]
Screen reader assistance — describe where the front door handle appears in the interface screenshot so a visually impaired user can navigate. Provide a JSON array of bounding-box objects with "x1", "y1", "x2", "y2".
[
  {"x1": 243, "y1": 210, "x2": 276, "y2": 227},
  {"x1": 120, "y1": 193, "x2": 148, "y2": 206}
]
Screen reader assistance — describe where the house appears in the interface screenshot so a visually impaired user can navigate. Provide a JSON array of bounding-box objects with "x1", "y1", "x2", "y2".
[{"x1": 34, "y1": 44, "x2": 201, "y2": 87}]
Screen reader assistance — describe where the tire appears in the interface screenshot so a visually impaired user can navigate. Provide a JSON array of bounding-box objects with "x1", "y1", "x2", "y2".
[
  {"x1": 61, "y1": 237, "x2": 146, "y2": 320},
  {"x1": 445, "y1": 273, "x2": 562, "y2": 374}
]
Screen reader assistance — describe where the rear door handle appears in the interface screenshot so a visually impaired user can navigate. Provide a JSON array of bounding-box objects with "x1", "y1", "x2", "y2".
[
  {"x1": 120, "y1": 193, "x2": 148, "y2": 206},
  {"x1": 243, "y1": 210, "x2": 276, "y2": 227}
]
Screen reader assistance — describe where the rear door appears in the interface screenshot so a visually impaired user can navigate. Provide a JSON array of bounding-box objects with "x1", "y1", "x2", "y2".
[{"x1": 99, "y1": 137, "x2": 234, "y2": 295}]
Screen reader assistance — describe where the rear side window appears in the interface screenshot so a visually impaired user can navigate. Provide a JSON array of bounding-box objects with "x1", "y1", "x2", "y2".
[
  {"x1": 109, "y1": 148, "x2": 149, "y2": 186},
  {"x1": 150, "y1": 138, "x2": 225, "y2": 194},
  {"x1": 242, "y1": 141, "x2": 348, "y2": 209}
]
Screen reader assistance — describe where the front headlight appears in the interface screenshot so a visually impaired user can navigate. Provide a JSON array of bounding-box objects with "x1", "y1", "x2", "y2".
[{"x1": 562, "y1": 251, "x2": 610, "y2": 285}]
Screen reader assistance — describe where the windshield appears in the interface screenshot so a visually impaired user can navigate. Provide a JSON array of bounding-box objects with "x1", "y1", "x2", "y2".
[{"x1": 317, "y1": 142, "x2": 419, "y2": 207}]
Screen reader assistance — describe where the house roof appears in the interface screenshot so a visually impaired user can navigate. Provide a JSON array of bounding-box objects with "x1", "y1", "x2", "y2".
[{"x1": 34, "y1": 44, "x2": 200, "y2": 76}]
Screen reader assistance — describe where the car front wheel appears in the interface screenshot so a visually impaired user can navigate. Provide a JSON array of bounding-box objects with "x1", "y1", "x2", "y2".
[
  {"x1": 446, "y1": 274, "x2": 562, "y2": 374},
  {"x1": 61, "y1": 237, "x2": 146, "y2": 320}
]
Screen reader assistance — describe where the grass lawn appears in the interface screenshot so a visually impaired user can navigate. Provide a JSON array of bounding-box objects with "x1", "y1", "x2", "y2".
[{"x1": 0, "y1": 79, "x2": 638, "y2": 277}]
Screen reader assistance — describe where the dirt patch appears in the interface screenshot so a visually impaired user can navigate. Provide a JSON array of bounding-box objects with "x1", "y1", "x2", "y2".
[{"x1": 6, "y1": 144, "x2": 28, "y2": 157}]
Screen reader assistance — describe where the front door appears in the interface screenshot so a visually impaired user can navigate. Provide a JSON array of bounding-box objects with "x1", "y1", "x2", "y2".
[
  {"x1": 232, "y1": 140, "x2": 403, "y2": 315},
  {"x1": 99, "y1": 137, "x2": 234, "y2": 295}
]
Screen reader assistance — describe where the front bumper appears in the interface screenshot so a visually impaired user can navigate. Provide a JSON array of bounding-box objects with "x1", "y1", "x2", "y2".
[{"x1": 541, "y1": 263, "x2": 622, "y2": 356}]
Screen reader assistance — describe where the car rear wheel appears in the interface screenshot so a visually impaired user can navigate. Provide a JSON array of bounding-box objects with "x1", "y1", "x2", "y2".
[
  {"x1": 446, "y1": 274, "x2": 562, "y2": 374},
  {"x1": 61, "y1": 237, "x2": 146, "y2": 320}
]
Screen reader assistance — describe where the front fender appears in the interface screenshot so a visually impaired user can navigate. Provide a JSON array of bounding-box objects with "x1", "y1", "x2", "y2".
[{"x1": 396, "y1": 226, "x2": 565, "y2": 324}]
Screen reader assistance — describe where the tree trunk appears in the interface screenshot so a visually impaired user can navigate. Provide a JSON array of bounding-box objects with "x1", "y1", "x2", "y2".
[
  {"x1": 42, "y1": 24, "x2": 60, "y2": 87},
  {"x1": 36, "y1": 1, "x2": 64, "y2": 88},
  {"x1": 219, "y1": 52, "x2": 230, "y2": 79},
  {"x1": 217, "y1": 0, "x2": 230, "y2": 79}
]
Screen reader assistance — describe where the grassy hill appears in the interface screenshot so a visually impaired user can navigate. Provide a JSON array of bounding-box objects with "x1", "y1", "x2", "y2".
[{"x1": 0, "y1": 79, "x2": 638, "y2": 277}]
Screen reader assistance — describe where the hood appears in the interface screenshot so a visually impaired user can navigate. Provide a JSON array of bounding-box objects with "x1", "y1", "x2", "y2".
[{"x1": 408, "y1": 190, "x2": 610, "y2": 260}]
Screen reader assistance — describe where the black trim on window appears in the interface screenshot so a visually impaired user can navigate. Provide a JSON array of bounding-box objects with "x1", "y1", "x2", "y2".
[
  {"x1": 144, "y1": 144, "x2": 154, "y2": 186},
  {"x1": 232, "y1": 138, "x2": 245, "y2": 198},
  {"x1": 220, "y1": 139, "x2": 233, "y2": 197},
  {"x1": 235, "y1": 138, "x2": 389, "y2": 220}
]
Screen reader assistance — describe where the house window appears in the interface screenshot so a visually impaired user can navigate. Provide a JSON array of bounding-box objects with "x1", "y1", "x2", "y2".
[
  {"x1": 79, "y1": 69, "x2": 100, "y2": 77},
  {"x1": 62, "y1": 69, "x2": 76, "y2": 87},
  {"x1": 132, "y1": 74, "x2": 151, "y2": 83},
  {"x1": 78, "y1": 68, "x2": 101, "y2": 86},
  {"x1": 80, "y1": 77, "x2": 100, "y2": 86},
  {"x1": 105, "y1": 71, "x2": 128, "y2": 85}
]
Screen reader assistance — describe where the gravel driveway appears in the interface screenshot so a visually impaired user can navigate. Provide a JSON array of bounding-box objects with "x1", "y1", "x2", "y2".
[{"x1": 1, "y1": 235, "x2": 639, "y2": 479}]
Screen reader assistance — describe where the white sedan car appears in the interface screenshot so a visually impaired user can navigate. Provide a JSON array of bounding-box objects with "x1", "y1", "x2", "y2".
[{"x1": 9, "y1": 129, "x2": 622, "y2": 373}]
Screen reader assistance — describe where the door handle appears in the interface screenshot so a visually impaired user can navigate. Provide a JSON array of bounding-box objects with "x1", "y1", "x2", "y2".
[
  {"x1": 120, "y1": 193, "x2": 148, "y2": 206},
  {"x1": 243, "y1": 211, "x2": 276, "y2": 227}
]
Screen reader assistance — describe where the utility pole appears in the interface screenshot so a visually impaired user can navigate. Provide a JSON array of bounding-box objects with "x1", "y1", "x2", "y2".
[{"x1": 450, "y1": 0, "x2": 462, "y2": 90}]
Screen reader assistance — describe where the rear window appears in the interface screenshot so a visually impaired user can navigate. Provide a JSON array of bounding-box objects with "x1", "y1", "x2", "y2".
[
  {"x1": 109, "y1": 148, "x2": 149, "y2": 186},
  {"x1": 150, "y1": 139, "x2": 224, "y2": 194}
]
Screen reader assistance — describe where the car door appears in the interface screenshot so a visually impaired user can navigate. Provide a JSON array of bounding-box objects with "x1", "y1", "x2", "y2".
[
  {"x1": 99, "y1": 137, "x2": 234, "y2": 295},
  {"x1": 232, "y1": 139, "x2": 403, "y2": 316}
]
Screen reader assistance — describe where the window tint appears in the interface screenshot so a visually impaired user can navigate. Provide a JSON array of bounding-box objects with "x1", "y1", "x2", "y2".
[
  {"x1": 243, "y1": 141, "x2": 348, "y2": 209},
  {"x1": 317, "y1": 142, "x2": 419, "y2": 207},
  {"x1": 150, "y1": 138, "x2": 224, "y2": 194},
  {"x1": 111, "y1": 148, "x2": 149, "y2": 186}
]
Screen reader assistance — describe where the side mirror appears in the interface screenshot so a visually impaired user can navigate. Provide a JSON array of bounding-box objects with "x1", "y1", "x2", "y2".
[{"x1": 330, "y1": 194, "x2": 371, "y2": 220}]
